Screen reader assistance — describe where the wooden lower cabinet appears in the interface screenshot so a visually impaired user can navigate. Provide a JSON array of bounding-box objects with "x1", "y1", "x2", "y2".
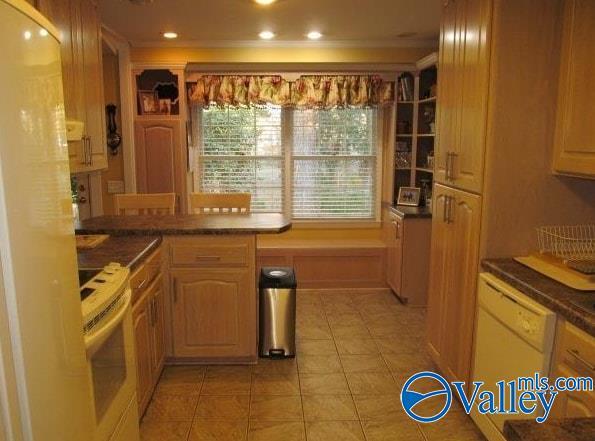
[
  {"x1": 384, "y1": 210, "x2": 431, "y2": 306},
  {"x1": 552, "y1": 322, "x2": 595, "y2": 418},
  {"x1": 170, "y1": 268, "x2": 256, "y2": 360},
  {"x1": 426, "y1": 183, "x2": 482, "y2": 385},
  {"x1": 132, "y1": 272, "x2": 165, "y2": 417}
]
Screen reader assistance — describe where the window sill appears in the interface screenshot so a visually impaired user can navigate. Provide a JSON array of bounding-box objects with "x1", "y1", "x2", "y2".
[{"x1": 290, "y1": 220, "x2": 382, "y2": 229}]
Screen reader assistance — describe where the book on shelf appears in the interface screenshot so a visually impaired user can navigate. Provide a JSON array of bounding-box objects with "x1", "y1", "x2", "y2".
[{"x1": 398, "y1": 75, "x2": 414, "y2": 102}]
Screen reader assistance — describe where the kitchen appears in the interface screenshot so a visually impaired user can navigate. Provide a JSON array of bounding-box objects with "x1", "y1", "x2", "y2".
[{"x1": 0, "y1": 1, "x2": 594, "y2": 441}]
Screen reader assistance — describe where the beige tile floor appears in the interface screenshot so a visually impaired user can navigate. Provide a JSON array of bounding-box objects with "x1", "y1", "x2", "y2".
[{"x1": 140, "y1": 289, "x2": 486, "y2": 441}]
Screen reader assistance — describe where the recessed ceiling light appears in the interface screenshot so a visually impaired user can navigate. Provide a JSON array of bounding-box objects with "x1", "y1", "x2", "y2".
[
  {"x1": 162, "y1": 32, "x2": 178, "y2": 39},
  {"x1": 307, "y1": 31, "x2": 323, "y2": 40},
  {"x1": 23, "y1": 31, "x2": 32, "y2": 40},
  {"x1": 259, "y1": 30, "x2": 275, "y2": 40},
  {"x1": 39, "y1": 28, "x2": 49, "y2": 37},
  {"x1": 254, "y1": 0, "x2": 277, "y2": 5}
]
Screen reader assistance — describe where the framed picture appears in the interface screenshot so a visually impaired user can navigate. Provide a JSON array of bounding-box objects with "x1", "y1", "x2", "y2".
[
  {"x1": 138, "y1": 90, "x2": 158, "y2": 115},
  {"x1": 397, "y1": 186, "x2": 421, "y2": 206}
]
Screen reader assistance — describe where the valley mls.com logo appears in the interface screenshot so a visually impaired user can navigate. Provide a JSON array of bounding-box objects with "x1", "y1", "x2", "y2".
[{"x1": 400, "y1": 371, "x2": 594, "y2": 424}]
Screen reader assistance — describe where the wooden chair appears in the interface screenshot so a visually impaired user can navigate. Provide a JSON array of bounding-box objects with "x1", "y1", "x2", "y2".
[
  {"x1": 114, "y1": 193, "x2": 176, "y2": 215},
  {"x1": 189, "y1": 192, "x2": 251, "y2": 214}
]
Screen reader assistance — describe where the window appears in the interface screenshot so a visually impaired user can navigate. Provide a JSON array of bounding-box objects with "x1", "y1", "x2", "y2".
[
  {"x1": 198, "y1": 105, "x2": 284, "y2": 212},
  {"x1": 292, "y1": 108, "x2": 378, "y2": 219},
  {"x1": 195, "y1": 105, "x2": 380, "y2": 220}
]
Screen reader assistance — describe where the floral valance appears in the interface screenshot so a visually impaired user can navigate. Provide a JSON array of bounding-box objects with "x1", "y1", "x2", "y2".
[{"x1": 187, "y1": 75, "x2": 394, "y2": 109}]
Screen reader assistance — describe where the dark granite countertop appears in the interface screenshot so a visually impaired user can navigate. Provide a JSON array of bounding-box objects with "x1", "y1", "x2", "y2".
[
  {"x1": 385, "y1": 203, "x2": 432, "y2": 219},
  {"x1": 504, "y1": 418, "x2": 595, "y2": 441},
  {"x1": 75, "y1": 213, "x2": 292, "y2": 236},
  {"x1": 482, "y1": 258, "x2": 595, "y2": 336},
  {"x1": 77, "y1": 236, "x2": 161, "y2": 271}
]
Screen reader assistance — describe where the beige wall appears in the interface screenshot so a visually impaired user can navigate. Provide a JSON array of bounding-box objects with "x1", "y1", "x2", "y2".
[
  {"x1": 130, "y1": 45, "x2": 435, "y2": 65},
  {"x1": 101, "y1": 48, "x2": 125, "y2": 215}
]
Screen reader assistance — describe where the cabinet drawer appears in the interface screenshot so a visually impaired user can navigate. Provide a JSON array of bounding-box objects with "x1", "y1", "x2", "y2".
[
  {"x1": 145, "y1": 248, "x2": 162, "y2": 282},
  {"x1": 170, "y1": 244, "x2": 249, "y2": 267},
  {"x1": 560, "y1": 323, "x2": 595, "y2": 375},
  {"x1": 131, "y1": 247, "x2": 162, "y2": 303}
]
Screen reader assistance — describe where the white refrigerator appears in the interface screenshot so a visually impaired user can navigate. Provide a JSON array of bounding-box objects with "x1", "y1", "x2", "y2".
[{"x1": 0, "y1": 0, "x2": 95, "y2": 439}]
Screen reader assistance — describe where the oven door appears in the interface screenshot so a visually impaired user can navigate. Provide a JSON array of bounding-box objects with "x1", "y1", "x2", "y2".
[{"x1": 84, "y1": 289, "x2": 137, "y2": 441}]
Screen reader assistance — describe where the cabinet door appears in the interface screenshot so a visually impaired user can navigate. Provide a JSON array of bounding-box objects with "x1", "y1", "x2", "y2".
[
  {"x1": 553, "y1": 0, "x2": 595, "y2": 178},
  {"x1": 452, "y1": 0, "x2": 491, "y2": 193},
  {"x1": 426, "y1": 184, "x2": 452, "y2": 361},
  {"x1": 442, "y1": 187, "x2": 481, "y2": 384},
  {"x1": 132, "y1": 294, "x2": 153, "y2": 414},
  {"x1": 134, "y1": 120, "x2": 183, "y2": 210},
  {"x1": 79, "y1": 0, "x2": 107, "y2": 170},
  {"x1": 36, "y1": 0, "x2": 85, "y2": 169},
  {"x1": 171, "y1": 269, "x2": 256, "y2": 359},
  {"x1": 386, "y1": 214, "x2": 404, "y2": 295},
  {"x1": 434, "y1": 0, "x2": 459, "y2": 185},
  {"x1": 150, "y1": 276, "x2": 166, "y2": 378}
]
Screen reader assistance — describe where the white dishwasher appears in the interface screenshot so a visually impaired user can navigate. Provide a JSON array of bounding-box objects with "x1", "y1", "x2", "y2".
[{"x1": 471, "y1": 273, "x2": 557, "y2": 441}]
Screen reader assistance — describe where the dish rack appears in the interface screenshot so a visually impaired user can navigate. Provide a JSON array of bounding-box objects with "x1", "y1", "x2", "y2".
[{"x1": 536, "y1": 224, "x2": 595, "y2": 274}]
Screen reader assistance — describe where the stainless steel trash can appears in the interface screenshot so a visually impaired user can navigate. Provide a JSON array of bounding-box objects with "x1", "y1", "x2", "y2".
[{"x1": 259, "y1": 267, "x2": 297, "y2": 358}]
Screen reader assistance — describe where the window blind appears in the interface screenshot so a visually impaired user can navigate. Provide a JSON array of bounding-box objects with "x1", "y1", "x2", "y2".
[
  {"x1": 199, "y1": 105, "x2": 284, "y2": 212},
  {"x1": 292, "y1": 108, "x2": 378, "y2": 219}
]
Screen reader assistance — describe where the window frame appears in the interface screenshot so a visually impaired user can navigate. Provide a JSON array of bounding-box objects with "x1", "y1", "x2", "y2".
[{"x1": 193, "y1": 105, "x2": 384, "y2": 223}]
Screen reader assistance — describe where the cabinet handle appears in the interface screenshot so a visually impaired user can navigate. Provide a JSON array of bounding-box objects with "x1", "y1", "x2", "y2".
[
  {"x1": 80, "y1": 136, "x2": 87, "y2": 165},
  {"x1": 449, "y1": 152, "x2": 458, "y2": 180},
  {"x1": 447, "y1": 196, "x2": 454, "y2": 224},
  {"x1": 87, "y1": 136, "x2": 92, "y2": 166},
  {"x1": 195, "y1": 256, "x2": 221, "y2": 262},
  {"x1": 567, "y1": 349, "x2": 595, "y2": 371},
  {"x1": 395, "y1": 222, "x2": 401, "y2": 239},
  {"x1": 172, "y1": 278, "x2": 178, "y2": 303},
  {"x1": 445, "y1": 152, "x2": 452, "y2": 180},
  {"x1": 442, "y1": 196, "x2": 448, "y2": 223}
]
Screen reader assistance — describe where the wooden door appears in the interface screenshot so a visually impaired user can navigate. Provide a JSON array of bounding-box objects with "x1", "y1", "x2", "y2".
[
  {"x1": 426, "y1": 184, "x2": 452, "y2": 362},
  {"x1": 441, "y1": 187, "x2": 481, "y2": 385},
  {"x1": 553, "y1": 0, "x2": 595, "y2": 178},
  {"x1": 149, "y1": 276, "x2": 166, "y2": 378},
  {"x1": 135, "y1": 120, "x2": 184, "y2": 211},
  {"x1": 171, "y1": 269, "x2": 256, "y2": 359},
  {"x1": 434, "y1": 0, "x2": 459, "y2": 185},
  {"x1": 453, "y1": 0, "x2": 491, "y2": 193},
  {"x1": 132, "y1": 294, "x2": 153, "y2": 414},
  {"x1": 79, "y1": 0, "x2": 106, "y2": 170}
]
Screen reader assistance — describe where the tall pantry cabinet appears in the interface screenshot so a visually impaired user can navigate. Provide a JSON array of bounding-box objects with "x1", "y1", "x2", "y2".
[{"x1": 427, "y1": 0, "x2": 595, "y2": 387}]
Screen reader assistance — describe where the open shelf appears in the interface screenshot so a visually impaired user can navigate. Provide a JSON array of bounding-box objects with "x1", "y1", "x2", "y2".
[{"x1": 392, "y1": 54, "x2": 438, "y2": 206}]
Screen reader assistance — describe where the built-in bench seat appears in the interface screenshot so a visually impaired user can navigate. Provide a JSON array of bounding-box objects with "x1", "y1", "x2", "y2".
[{"x1": 257, "y1": 237, "x2": 387, "y2": 289}]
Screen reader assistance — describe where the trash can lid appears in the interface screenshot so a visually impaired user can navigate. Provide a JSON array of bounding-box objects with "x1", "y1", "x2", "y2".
[{"x1": 260, "y1": 267, "x2": 297, "y2": 289}]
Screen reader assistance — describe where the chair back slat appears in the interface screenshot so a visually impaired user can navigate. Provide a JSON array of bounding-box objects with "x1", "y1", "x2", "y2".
[
  {"x1": 189, "y1": 193, "x2": 251, "y2": 215},
  {"x1": 114, "y1": 193, "x2": 176, "y2": 215}
]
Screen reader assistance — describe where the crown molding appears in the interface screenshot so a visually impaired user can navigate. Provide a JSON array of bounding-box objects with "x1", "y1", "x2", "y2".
[{"x1": 129, "y1": 38, "x2": 438, "y2": 49}]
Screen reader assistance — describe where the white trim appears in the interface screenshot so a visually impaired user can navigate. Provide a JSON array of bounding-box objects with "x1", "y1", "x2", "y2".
[
  {"x1": 102, "y1": 26, "x2": 137, "y2": 193},
  {"x1": 130, "y1": 38, "x2": 438, "y2": 49}
]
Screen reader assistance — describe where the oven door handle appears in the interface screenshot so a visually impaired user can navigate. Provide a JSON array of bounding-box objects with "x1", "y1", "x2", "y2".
[{"x1": 84, "y1": 289, "x2": 132, "y2": 356}]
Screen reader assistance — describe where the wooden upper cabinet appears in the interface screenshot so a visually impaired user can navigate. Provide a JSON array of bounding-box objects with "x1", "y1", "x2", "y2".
[
  {"x1": 79, "y1": 0, "x2": 107, "y2": 170},
  {"x1": 134, "y1": 121, "x2": 184, "y2": 211},
  {"x1": 426, "y1": 183, "x2": 481, "y2": 386},
  {"x1": 37, "y1": 0, "x2": 107, "y2": 173},
  {"x1": 435, "y1": 0, "x2": 491, "y2": 194},
  {"x1": 553, "y1": 0, "x2": 595, "y2": 178},
  {"x1": 453, "y1": 0, "x2": 491, "y2": 193},
  {"x1": 435, "y1": 0, "x2": 459, "y2": 185}
]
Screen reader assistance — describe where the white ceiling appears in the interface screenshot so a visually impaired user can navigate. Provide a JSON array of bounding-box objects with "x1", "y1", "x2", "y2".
[{"x1": 98, "y1": 0, "x2": 441, "y2": 47}]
